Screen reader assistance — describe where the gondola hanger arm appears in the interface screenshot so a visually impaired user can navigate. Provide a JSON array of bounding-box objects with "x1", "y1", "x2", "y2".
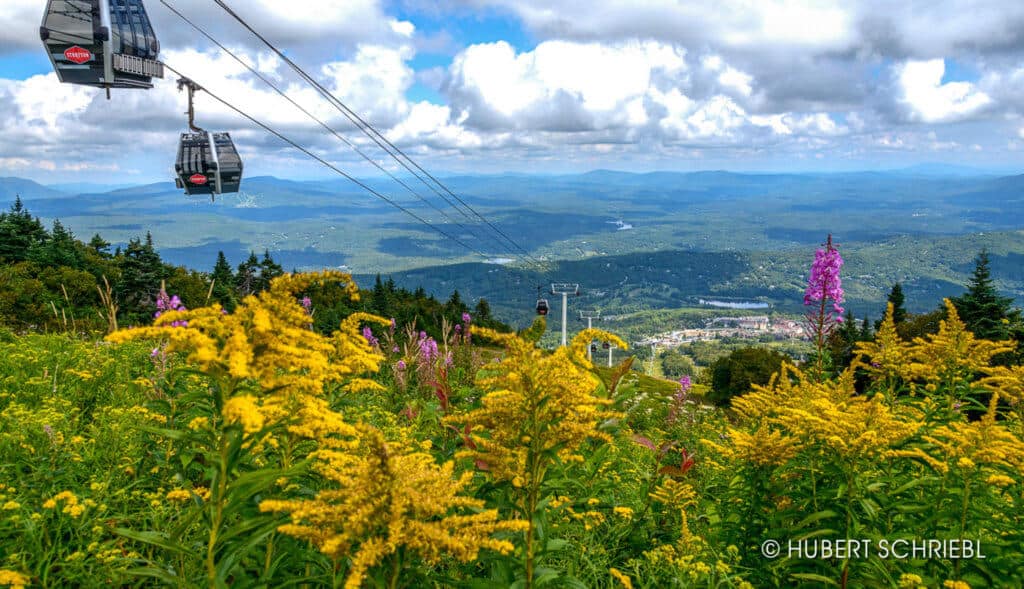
[{"x1": 176, "y1": 77, "x2": 205, "y2": 132}]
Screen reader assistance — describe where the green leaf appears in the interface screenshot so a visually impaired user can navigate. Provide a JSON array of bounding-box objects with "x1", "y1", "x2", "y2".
[
  {"x1": 790, "y1": 573, "x2": 839, "y2": 586},
  {"x1": 794, "y1": 510, "x2": 838, "y2": 529},
  {"x1": 115, "y1": 528, "x2": 190, "y2": 555}
]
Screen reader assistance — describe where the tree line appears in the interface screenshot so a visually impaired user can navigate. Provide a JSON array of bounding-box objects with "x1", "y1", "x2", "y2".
[{"x1": 0, "y1": 197, "x2": 503, "y2": 335}]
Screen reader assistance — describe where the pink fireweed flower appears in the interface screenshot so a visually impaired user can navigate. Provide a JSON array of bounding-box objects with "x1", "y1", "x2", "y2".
[
  {"x1": 362, "y1": 326, "x2": 379, "y2": 347},
  {"x1": 462, "y1": 312, "x2": 472, "y2": 324},
  {"x1": 803, "y1": 234, "x2": 845, "y2": 318},
  {"x1": 678, "y1": 375, "x2": 692, "y2": 394},
  {"x1": 300, "y1": 296, "x2": 312, "y2": 312},
  {"x1": 397, "y1": 360, "x2": 406, "y2": 370},
  {"x1": 154, "y1": 288, "x2": 188, "y2": 327}
]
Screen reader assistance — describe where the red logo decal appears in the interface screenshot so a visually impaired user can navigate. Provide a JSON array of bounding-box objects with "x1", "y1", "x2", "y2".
[
  {"x1": 64, "y1": 46, "x2": 92, "y2": 65},
  {"x1": 189, "y1": 174, "x2": 208, "y2": 185}
]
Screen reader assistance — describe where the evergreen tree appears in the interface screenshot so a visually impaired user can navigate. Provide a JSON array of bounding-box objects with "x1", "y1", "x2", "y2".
[
  {"x1": 116, "y1": 235, "x2": 165, "y2": 320},
  {"x1": 859, "y1": 316, "x2": 872, "y2": 341},
  {"x1": 951, "y1": 250, "x2": 1020, "y2": 342},
  {"x1": 29, "y1": 219, "x2": 81, "y2": 268},
  {"x1": 210, "y1": 251, "x2": 237, "y2": 310},
  {"x1": 88, "y1": 233, "x2": 111, "y2": 257},
  {"x1": 235, "y1": 252, "x2": 261, "y2": 297},
  {"x1": 828, "y1": 309, "x2": 860, "y2": 370},
  {"x1": 0, "y1": 197, "x2": 48, "y2": 263},
  {"x1": 445, "y1": 289, "x2": 467, "y2": 315},
  {"x1": 371, "y1": 275, "x2": 388, "y2": 315},
  {"x1": 887, "y1": 283, "x2": 907, "y2": 324},
  {"x1": 474, "y1": 298, "x2": 493, "y2": 321},
  {"x1": 257, "y1": 250, "x2": 284, "y2": 292}
]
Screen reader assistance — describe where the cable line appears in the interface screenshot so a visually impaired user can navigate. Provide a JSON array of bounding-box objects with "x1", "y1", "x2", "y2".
[
  {"x1": 211, "y1": 0, "x2": 543, "y2": 267},
  {"x1": 158, "y1": 0, "x2": 513, "y2": 256},
  {"x1": 159, "y1": 61, "x2": 490, "y2": 259}
]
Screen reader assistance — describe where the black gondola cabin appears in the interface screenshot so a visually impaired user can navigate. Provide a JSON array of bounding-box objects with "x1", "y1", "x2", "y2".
[
  {"x1": 40, "y1": 0, "x2": 163, "y2": 90},
  {"x1": 536, "y1": 298, "x2": 549, "y2": 316},
  {"x1": 175, "y1": 132, "x2": 243, "y2": 196}
]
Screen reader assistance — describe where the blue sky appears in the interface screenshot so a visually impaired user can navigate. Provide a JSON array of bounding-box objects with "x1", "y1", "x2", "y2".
[{"x1": 2, "y1": 0, "x2": 1023, "y2": 183}]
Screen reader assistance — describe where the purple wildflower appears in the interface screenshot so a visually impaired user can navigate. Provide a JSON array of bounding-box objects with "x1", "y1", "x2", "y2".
[
  {"x1": 390, "y1": 318, "x2": 397, "y2": 329},
  {"x1": 803, "y1": 235, "x2": 845, "y2": 318},
  {"x1": 454, "y1": 324, "x2": 462, "y2": 333},
  {"x1": 155, "y1": 288, "x2": 188, "y2": 327},
  {"x1": 396, "y1": 360, "x2": 406, "y2": 371},
  {"x1": 419, "y1": 336, "x2": 439, "y2": 363},
  {"x1": 462, "y1": 312, "x2": 472, "y2": 324},
  {"x1": 301, "y1": 296, "x2": 312, "y2": 312},
  {"x1": 362, "y1": 326, "x2": 379, "y2": 347},
  {"x1": 678, "y1": 375, "x2": 692, "y2": 394},
  {"x1": 392, "y1": 345, "x2": 400, "y2": 354}
]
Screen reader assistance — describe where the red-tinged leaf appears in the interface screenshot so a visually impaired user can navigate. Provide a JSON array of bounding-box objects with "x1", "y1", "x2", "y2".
[
  {"x1": 474, "y1": 459, "x2": 490, "y2": 471},
  {"x1": 632, "y1": 434, "x2": 657, "y2": 451}
]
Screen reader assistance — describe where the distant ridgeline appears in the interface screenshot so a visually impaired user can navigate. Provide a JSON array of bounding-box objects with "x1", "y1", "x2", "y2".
[{"x1": 0, "y1": 197, "x2": 505, "y2": 335}]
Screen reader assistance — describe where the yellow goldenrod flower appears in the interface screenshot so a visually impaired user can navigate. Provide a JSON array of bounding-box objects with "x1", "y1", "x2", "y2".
[
  {"x1": 609, "y1": 567, "x2": 633, "y2": 589},
  {"x1": 165, "y1": 489, "x2": 193, "y2": 503},
  {"x1": 444, "y1": 327, "x2": 624, "y2": 487},
  {"x1": 260, "y1": 425, "x2": 527, "y2": 589},
  {"x1": 0, "y1": 570, "x2": 30, "y2": 589},
  {"x1": 613, "y1": 506, "x2": 634, "y2": 519}
]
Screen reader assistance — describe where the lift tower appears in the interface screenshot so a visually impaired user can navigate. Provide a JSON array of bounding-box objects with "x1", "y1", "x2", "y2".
[{"x1": 550, "y1": 283, "x2": 580, "y2": 347}]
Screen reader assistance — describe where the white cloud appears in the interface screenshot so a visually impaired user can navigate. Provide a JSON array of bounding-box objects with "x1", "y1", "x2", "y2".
[
  {"x1": 897, "y1": 59, "x2": 992, "y2": 123},
  {"x1": 446, "y1": 40, "x2": 686, "y2": 130}
]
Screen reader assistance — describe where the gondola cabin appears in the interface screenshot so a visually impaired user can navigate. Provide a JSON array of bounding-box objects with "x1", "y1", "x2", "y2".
[
  {"x1": 40, "y1": 0, "x2": 163, "y2": 90},
  {"x1": 175, "y1": 132, "x2": 243, "y2": 196},
  {"x1": 536, "y1": 298, "x2": 549, "y2": 316}
]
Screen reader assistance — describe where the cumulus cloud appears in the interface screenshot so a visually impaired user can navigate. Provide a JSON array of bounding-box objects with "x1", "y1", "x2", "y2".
[
  {"x1": 2, "y1": 0, "x2": 1024, "y2": 179},
  {"x1": 896, "y1": 59, "x2": 992, "y2": 123}
]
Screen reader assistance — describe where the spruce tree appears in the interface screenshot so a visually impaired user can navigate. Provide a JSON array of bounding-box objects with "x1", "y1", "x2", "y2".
[
  {"x1": 235, "y1": 252, "x2": 261, "y2": 297},
  {"x1": 88, "y1": 233, "x2": 111, "y2": 257},
  {"x1": 474, "y1": 298, "x2": 493, "y2": 321},
  {"x1": 0, "y1": 197, "x2": 48, "y2": 263},
  {"x1": 952, "y1": 250, "x2": 1020, "y2": 341},
  {"x1": 116, "y1": 235, "x2": 166, "y2": 320},
  {"x1": 887, "y1": 283, "x2": 907, "y2": 324},
  {"x1": 210, "y1": 251, "x2": 237, "y2": 310},
  {"x1": 859, "y1": 316, "x2": 872, "y2": 341},
  {"x1": 446, "y1": 289, "x2": 467, "y2": 315},
  {"x1": 29, "y1": 219, "x2": 81, "y2": 268},
  {"x1": 257, "y1": 250, "x2": 284, "y2": 292}
]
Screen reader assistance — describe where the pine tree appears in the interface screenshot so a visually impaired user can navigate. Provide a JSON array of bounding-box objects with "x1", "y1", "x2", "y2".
[
  {"x1": 210, "y1": 251, "x2": 237, "y2": 310},
  {"x1": 859, "y1": 316, "x2": 872, "y2": 341},
  {"x1": 887, "y1": 283, "x2": 907, "y2": 324},
  {"x1": 235, "y1": 252, "x2": 261, "y2": 297},
  {"x1": 116, "y1": 235, "x2": 166, "y2": 320},
  {"x1": 0, "y1": 197, "x2": 48, "y2": 263},
  {"x1": 951, "y1": 250, "x2": 1020, "y2": 341},
  {"x1": 445, "y1": 289, "x2": 467, "y2": 315},
  {"x1": 88, "y1": 233, "x2": 111, "y2": 257},
  {"x1": 474, "y1": 298, "x2": 493, "y2": 321},
  {"x1": 29, "y1": 219, "x2": 81, "y2": 268},
  {"x1": 257, "y1": 250, "x2": 284, "y2": 292}
]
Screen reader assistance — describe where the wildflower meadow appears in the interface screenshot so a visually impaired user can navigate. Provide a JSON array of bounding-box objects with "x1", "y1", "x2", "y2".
[{"x1": 1, "y1": 241, "x2": 1024, "y2": 589}]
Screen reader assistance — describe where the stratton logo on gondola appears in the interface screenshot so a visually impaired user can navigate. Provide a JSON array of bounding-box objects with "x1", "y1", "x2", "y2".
[
  {"x1": 63, "y1": 46, "x2": 92, "y2": 64},
  {"x1": 189, "y1": 174, "x2": 208, "y2": 185}
]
